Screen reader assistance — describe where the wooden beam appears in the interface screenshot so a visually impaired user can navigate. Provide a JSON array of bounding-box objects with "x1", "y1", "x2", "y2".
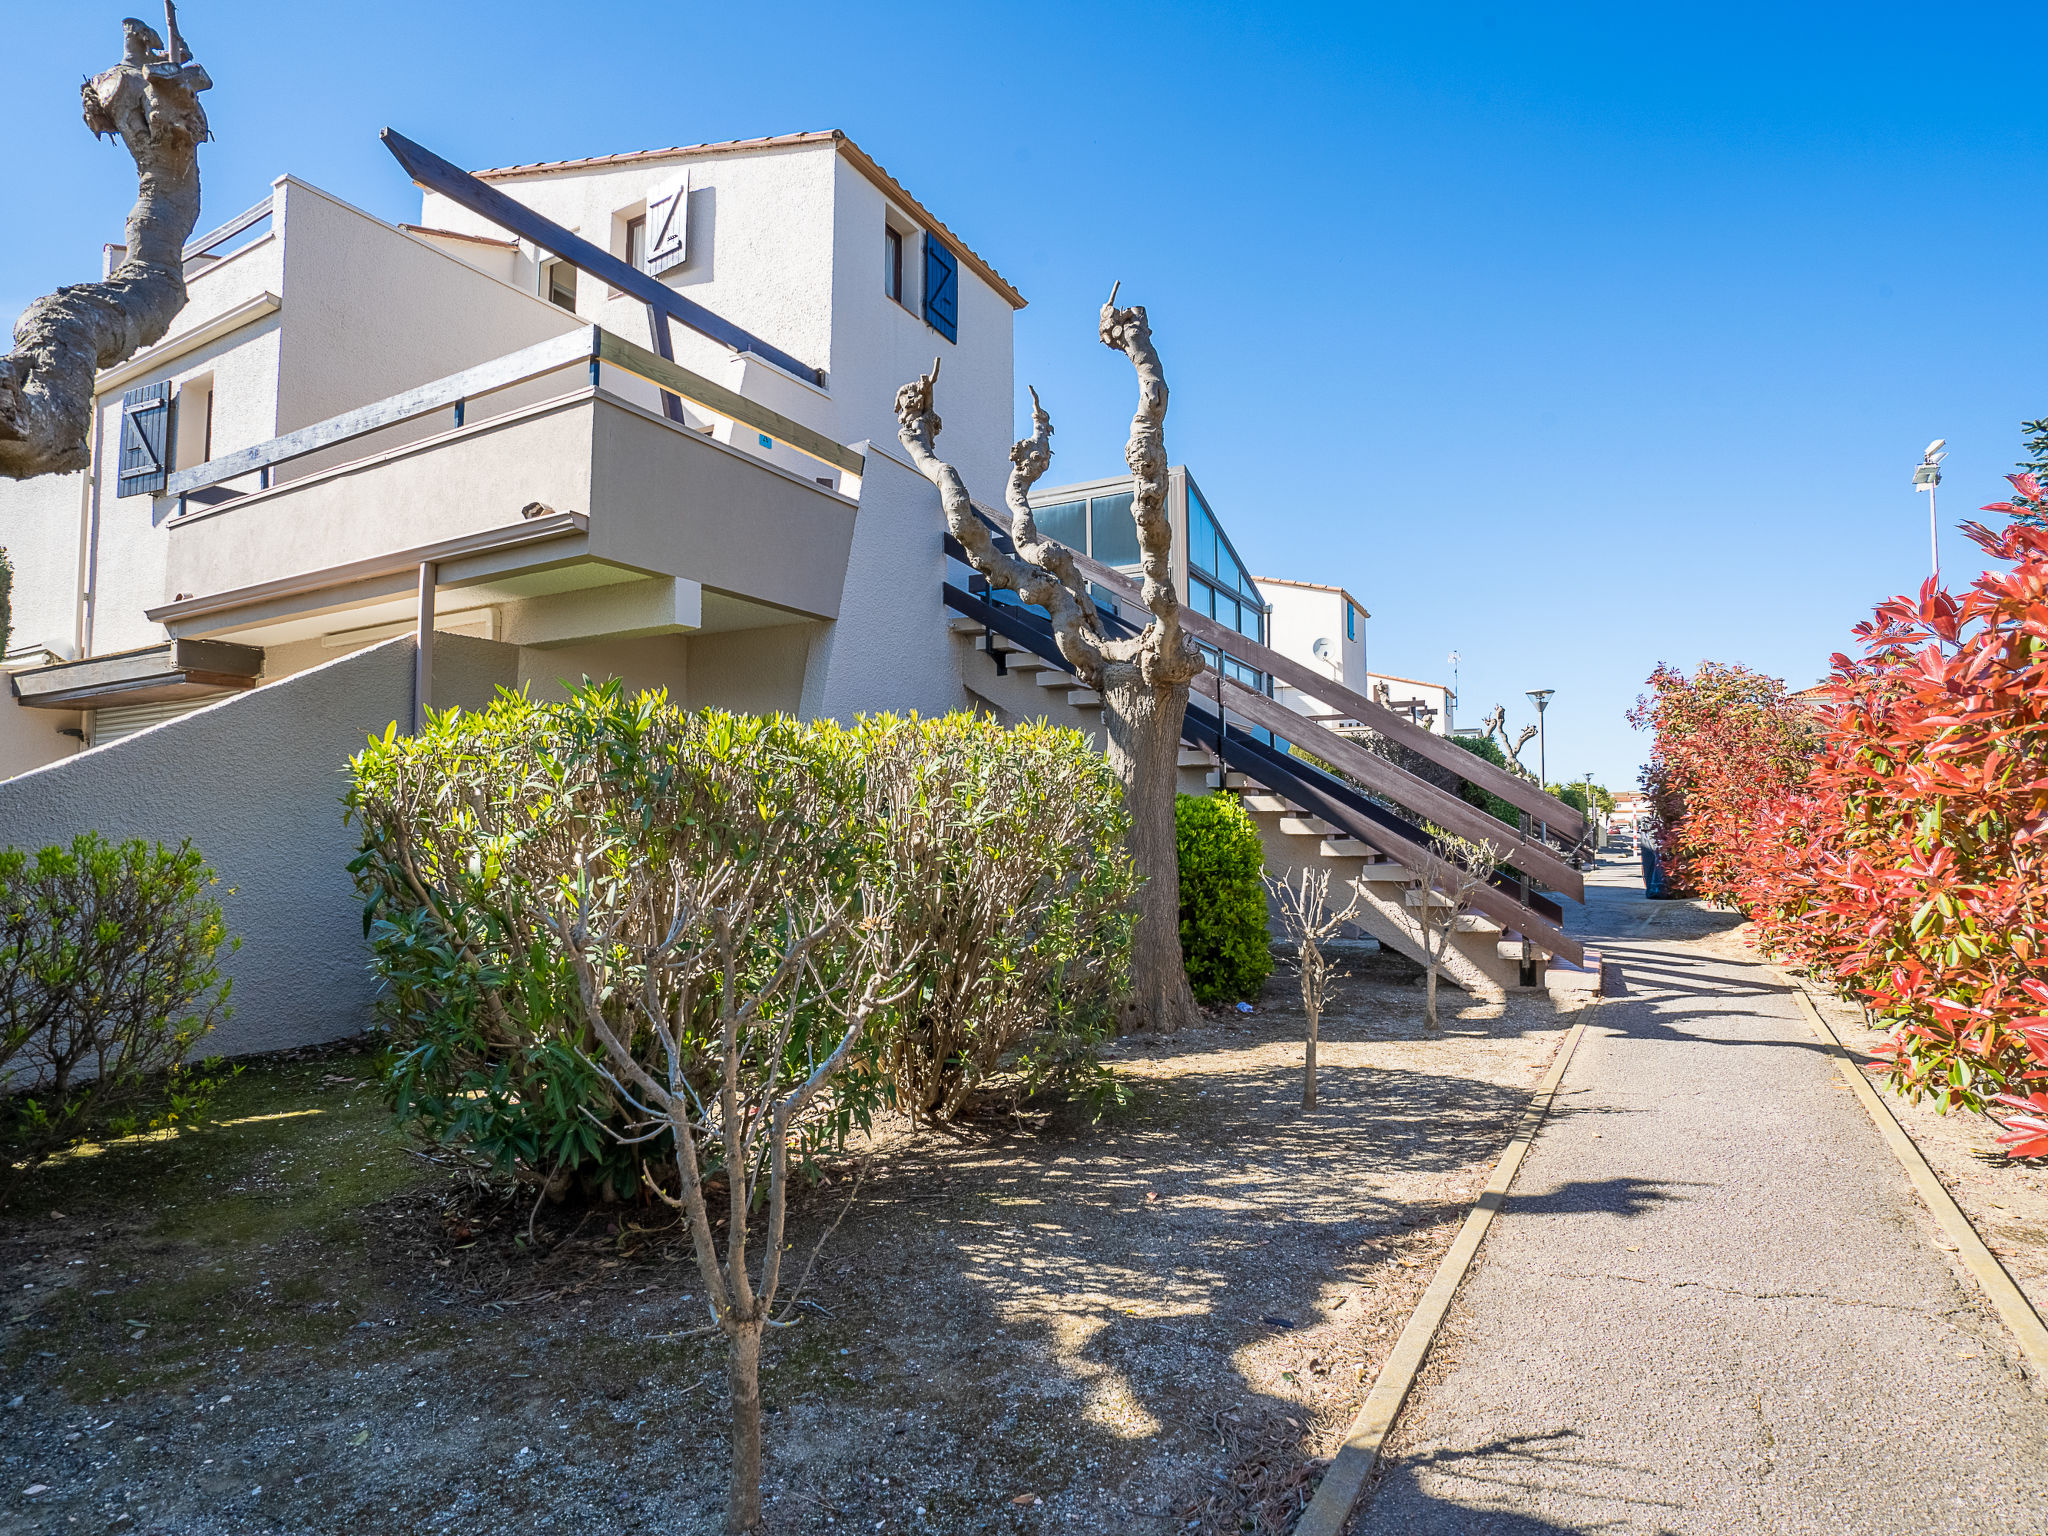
[
  {"x1": 1050, "y1": 536, "x2": 1586, "y2": 841},
  {"x1": 595, "y1": 330, "x2": 866, "y2": 476},
  {"x1": 1212, "y1": 672, "x2": 1585, "y2": 901},
  {"x1": 165, "y1": 329, "x2": 594, "y2": 497}
]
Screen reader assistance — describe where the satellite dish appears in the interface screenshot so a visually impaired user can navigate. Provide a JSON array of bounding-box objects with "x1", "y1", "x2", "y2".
[
  {"x1": 1925, "y1": 438, "x2": 1946, "y2": 457},
  {"x1": 1312, "y1": 638, "x2": 1334, "y2": 662}
]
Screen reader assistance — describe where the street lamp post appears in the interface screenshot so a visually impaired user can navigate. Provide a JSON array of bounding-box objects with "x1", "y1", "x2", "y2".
[
  {"x1": 1914, "y1": 438, "x2": 1947, "y2": 587},
  {"x1": 1526, "y1": 689, "x2": 1553, "y2": 789}
]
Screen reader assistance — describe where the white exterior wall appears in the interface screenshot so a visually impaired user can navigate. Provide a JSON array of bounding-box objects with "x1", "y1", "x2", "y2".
[
  {"x1": 272, "y1": 178, "x2": 583, "y2": 434},
  {"x1": 420, "y1": 141, "x2": 1018, "y2": 497},
  {"x1": 420, "y1": 143, "x2": 840, "y2": 399},
  {"x1": 1261, "y1": 578, "x2": 1367, "y2": 721},
  {"x1": 799, "y1": 443, "x2": 970, "y2": 723},
  {"x1": 827, "y1": 156, "x2": 1014, "y2": 496}
]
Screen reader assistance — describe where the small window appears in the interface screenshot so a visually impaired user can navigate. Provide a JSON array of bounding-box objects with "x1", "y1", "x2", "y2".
[
  {"x1": 1090, "y1": 492, "x2": 1139, "y2": 567},
  {"x1": 884, "y1": 225, "x2": 904, "y2": 304},
  {"x1": 173, "y1": 376, "x2": 213, "y2": 469},
  {"x1": 1187, "y1": 488, "x2": 1220, "y2": 577},
  {"x1": 624, "y1": 215, "x2": 646, "y2": 272},
  {"x1": 922, "y1": 233, "x2": 958, "y2": 342},
  {"x1": 544, "y1": 260, "x2": 577, "y2": 311},
  {"x1": 1034, "y1": 498, "x2": 1085, "y2": 550},
  {"x1": 1346, "y1": 604, "x2": 1356, "y2": 642}
]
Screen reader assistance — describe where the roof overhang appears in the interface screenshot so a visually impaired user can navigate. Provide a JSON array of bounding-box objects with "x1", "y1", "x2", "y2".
[{"x1": 11, "y1": 639, "x2": 264, "y2": 710}]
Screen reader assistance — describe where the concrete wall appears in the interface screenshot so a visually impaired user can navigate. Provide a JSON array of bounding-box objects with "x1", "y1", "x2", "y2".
[
  {"x1": 798, "y1": 445, "x2": 970, "y2": 724},
  {"x1": 1264, "y1": 580, "x2": 1368, "y2": 720},
  {"x1": 273, "y1": 179, "x2": 582, "y2": 436},
  {"x1": 0, "y1": 634, "x2": 520, "y2": 1059},
  {"x1": 0, "y1": 639, "x2": 396, "y2": 1055}
]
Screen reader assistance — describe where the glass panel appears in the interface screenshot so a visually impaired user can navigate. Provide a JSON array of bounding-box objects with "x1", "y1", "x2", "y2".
[
  {"x1": 1035, "y1": 499, "x2": 1086, "y2": 552},
  {"x1": 1238, "y1": 605, "x2": 1261, "y2": 642},
  {"x1": 1091, "y1": 492, "x2": 1140, "y2": 566},
  {"x1": 1192, "y1": 576, "x2": 1216, "y2": 618},
  {"x1": 1187, "y1": 486, "x2": 1220, "y2": 577},
  {"x1": 1218, "y1": 592, "x2": 1241, "y2": 634}
]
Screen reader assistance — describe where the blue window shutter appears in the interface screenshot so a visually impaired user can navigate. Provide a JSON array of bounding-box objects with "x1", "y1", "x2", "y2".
[
  {"x1": 116, "y1": 381, "x2": 172, "y2": 497},
  {"x1": 922, "y1": 234, "x2": 958, "y2": 343}
]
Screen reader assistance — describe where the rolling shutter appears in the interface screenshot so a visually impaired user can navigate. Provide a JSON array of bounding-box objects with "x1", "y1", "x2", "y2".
[
  {"x1": 644, "y1": 170, "x2": 690, "y2": 274},
  {"x1": 90, "y1": 697, "x2": 211, "y2": 746},
  {"x1": 117, "y1": 381, "x2": 172, "y2": 497},
  {"x1": 922, "y1": 234, "x2": 957, "y2": 343}
]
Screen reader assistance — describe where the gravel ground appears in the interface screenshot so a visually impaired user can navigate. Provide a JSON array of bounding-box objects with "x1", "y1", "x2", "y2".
[
  {"x1": 1350, "y1": 853, "x2": 2048, "y2": 1535},
  {"x1": 1, "y1": 958, "x2": 1575, "y2": 1535}
]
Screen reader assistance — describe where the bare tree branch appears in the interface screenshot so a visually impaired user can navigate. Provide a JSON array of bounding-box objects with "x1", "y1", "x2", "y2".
[
  {"x1": 1096, "y1": 290, "x2": 1202, "y2": 688},
  {"x1": 895, "y1": 361, "x2": 1106, "y2": 685},
  {"x1": 0, "y1": 9, "x2": 212, "y2": 480}
]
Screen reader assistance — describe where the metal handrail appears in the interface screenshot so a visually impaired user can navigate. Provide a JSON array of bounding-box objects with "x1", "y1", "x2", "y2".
[{"x1": 164, "y1": 325, "x2": 865, "y2": 504}]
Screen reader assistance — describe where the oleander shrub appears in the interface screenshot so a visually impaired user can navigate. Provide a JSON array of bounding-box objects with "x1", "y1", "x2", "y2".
[
  {"x1": 346, "y1": 688, "x2": 1139, "y2": 1196},
  {"x1": 1176, "y1": 792, "x2": 1272, "y2": 1004},
  {"x1": 0, "y1": 833, "x2": 235, "y2": 1179},
  {"x1": 838, "y1": 713, "x2": 1136, "y2": 1122}
]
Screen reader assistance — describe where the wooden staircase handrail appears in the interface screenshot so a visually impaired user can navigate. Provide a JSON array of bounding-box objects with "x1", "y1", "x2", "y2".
[
  {"x1": 1048, "y1": 540, "x2": 1587, "y2": 842},
  {"x1": 1207, "y1": 671, "x2": 1585, "y2": 902}
]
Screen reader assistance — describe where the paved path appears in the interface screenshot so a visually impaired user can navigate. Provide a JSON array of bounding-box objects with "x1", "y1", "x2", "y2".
[{"x1": 1351, "y1": 854, "x2": 2048, "y2": 1535}]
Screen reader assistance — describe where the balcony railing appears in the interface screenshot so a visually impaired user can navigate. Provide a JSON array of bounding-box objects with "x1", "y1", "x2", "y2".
[{"x1": 164, "y1": 325, "x2": 864, "y2": 516}]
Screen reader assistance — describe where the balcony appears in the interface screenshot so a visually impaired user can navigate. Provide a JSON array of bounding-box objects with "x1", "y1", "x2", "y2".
[{"x1": 148, "y1": 327, "x2": 866, "y2": 651}]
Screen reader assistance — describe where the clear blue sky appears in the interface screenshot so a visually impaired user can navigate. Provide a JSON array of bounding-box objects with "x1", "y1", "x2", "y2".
[{"x1": 7, "y1": 2, "x2": 2042, "y2": 791}]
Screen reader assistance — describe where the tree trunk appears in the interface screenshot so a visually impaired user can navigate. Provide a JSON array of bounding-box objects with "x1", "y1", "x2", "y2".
[
  {"x1": 1, "y1": 18, "x2": 211, "y2": 481},
  {"x1": 1425, "y1": 963, "x2": 1439, "y2": 1031},
  {"x1": 1102, "y1": 661, "x2": 1200, "y2": 1034},
  {"x1": 1303, "y1": 1008, "x2": 1318, "y2": 1109},
  {"x1": 725, "y1": 1316, "x2": 764, "y2": 1533}
]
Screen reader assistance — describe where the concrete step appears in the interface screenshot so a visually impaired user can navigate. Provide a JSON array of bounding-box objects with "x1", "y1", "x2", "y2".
[
  {"x1": 1455, "y1": 913, "x2": 1504, "y2": 934},
  {"x1": 1177, "y1": 748, "x2": 1213, "y2": 768},
  {"x1": 1067, "y1": 689, "x2": 1102, "y2": 708},
  {"x1": 974, "y1": 637, "x2": 1049, "y2": 670},
  {"x1": 1545, "y1": 948, "x2": 1604, "y2": 995},
  {"x1": 1242, "y1": 793, "x2": 1296, "y2": 814},
  {"x1": 1358, "y1": 862, "x2": 1415, "y2": 884},
  {"x1": 1034, "y1": 668, "x2": 1079, "y2": 689},
  {"x1": 1207, "y1": 771, "x2": 1257, "y2": 790},
  {"x1": 1319, "y1": 838, "x2": 1372, "y2": 860},
  {"x1": 948, "y1": 615, "x2": 986, "y2": 635},
  {"x1": 1496, "y1": 934, "x2": 1553, "y2": 962},
  {"x1": 1404, "y1": 888, "x2": 1458, "y2": 909},
  {"x1": 1279, "y1": 815, "x2": 1338, "y2": 838}
]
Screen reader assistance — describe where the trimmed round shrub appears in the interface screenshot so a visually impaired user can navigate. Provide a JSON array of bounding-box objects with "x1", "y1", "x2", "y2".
[{"x1": 1176, "y1": 792, "x2": 1272, "y2": 1004}]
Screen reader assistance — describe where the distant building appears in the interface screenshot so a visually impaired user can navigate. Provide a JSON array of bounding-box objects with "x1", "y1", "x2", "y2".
[
  {"x1": 1255, "y1": 576, "x2": 1367, "y2": 726},
  {"x1": 1366, "y1": 671, "x2": 1455, "y2": 736}
]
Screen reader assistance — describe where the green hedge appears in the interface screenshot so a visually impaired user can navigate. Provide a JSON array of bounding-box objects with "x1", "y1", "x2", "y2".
[{"x1": 1176, "y1": 793, "x2": 1272, "y2": 1004}]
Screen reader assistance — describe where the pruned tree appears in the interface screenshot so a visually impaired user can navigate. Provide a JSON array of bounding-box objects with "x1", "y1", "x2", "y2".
[
  {"x1": 1, "y1": 6, "x2": 211, "y2": 481},
  {"x1": 1263, "y1": 865, "x2": 1364, "y2": 1109},
  {"x1": 1480, "y1": 705, "x2": 1539, "y2": 782},
  {"x1": 896, "y1": 288, "x2": 1206, "y2": 1033},
  {"x1": 549, "y1": 810, "x2": 920, "y2": 1533},
  {"x1": 1414, "y1": 833, "x2": 1504, "y2": 1031}
]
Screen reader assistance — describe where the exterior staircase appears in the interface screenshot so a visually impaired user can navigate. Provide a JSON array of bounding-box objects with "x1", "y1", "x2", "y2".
[{"x1": 944, "y1": 577, "x2": 1602, "y2": 999}]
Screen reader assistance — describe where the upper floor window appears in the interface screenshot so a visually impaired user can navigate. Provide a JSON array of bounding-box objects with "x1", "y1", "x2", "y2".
[
  {"x1": 544, "y1": 259, "x2": 577, "y2": 311},
  {"x1": 884, "y1": 225, "x2": 905, "y2": 305},
  {"x1": 624, "y1": 215, "x2": 647, "y2": 272},
  {"x1": 1346, "y1": 603, "x2": 1357, "y2": 642}
]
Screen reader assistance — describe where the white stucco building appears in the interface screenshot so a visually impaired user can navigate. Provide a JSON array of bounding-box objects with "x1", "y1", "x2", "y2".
[
  {"x1": 0, "y1": 126, "x2": 1601, "y2": 1051},
  {"x1": 1256, "y1": 576, "x2": 1368, "y2": 727},
  {"x1": 1366, "y1": 671, "x2": 1456, "y2": 735},
  {"x1": 0, "y1": 129, "x2": 1028, "y2": 1051}
]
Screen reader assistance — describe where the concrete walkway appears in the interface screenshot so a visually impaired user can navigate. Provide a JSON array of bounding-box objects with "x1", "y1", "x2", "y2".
[{"x1": 1351, "y1": 854, "x2": 2048, "y2": 1535}]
